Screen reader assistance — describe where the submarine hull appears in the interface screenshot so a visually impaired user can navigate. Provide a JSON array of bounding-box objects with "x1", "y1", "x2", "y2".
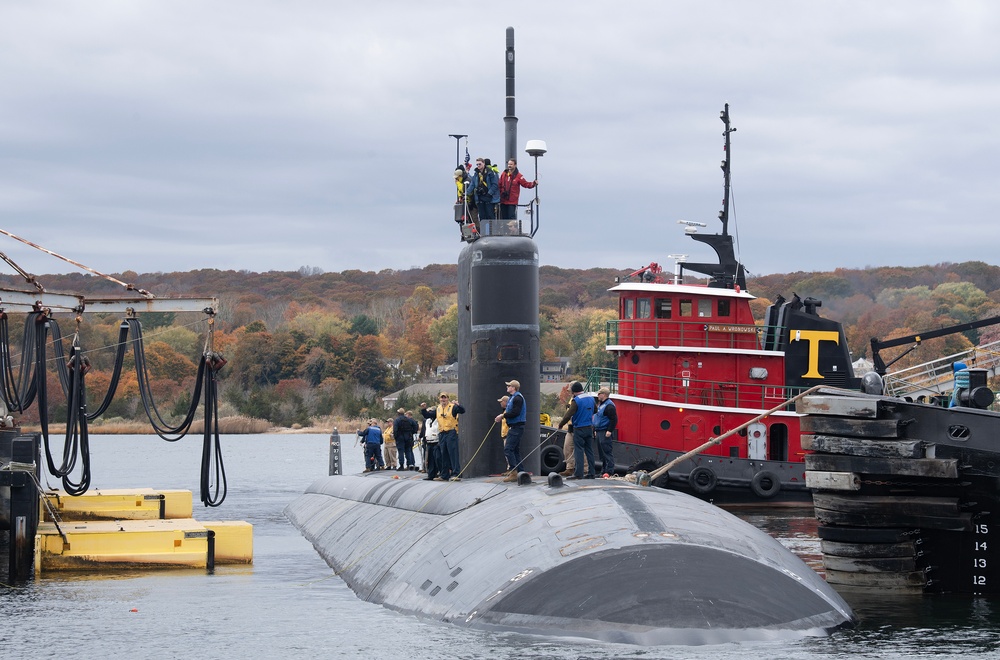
[{"x1": 285, "y1": 474, "x2": 853, "y2": 644}]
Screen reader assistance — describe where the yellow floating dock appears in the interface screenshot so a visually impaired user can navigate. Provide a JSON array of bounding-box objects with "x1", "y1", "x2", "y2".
[
  {"x1": 35, "y1": 488, "x2": 252, "y2": 574},
  {"x1": 42, "y1": 488, "x2": 193, "y2": 521}
]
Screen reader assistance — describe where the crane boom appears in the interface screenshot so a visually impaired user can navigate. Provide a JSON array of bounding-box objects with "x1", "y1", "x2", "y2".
[
  {"x1": 871, "y1": 315, "x2": 1000, "y2": 375},
  {"x1": 0, "y1": 287, "x2": 217, "y2": 315}
]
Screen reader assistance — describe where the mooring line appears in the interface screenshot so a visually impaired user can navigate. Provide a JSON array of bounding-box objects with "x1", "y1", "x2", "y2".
[{"x1": 301, "y1": 423, "x2": 558, "y2": 587}]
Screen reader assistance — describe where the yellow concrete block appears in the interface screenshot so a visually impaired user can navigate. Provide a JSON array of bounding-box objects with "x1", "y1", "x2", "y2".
[
  {"x1": 43, "y1": 488, "x2": 168, "y2": 522},
  {"x1": 160, "y1": 490, "x2": 193, "y2": 519},
  {"x1": 34, "y1": 518, "x2": 211, "y2": 574},
  {"x1": 205, "y1": 521, "x2": 254, "y2": 564}
]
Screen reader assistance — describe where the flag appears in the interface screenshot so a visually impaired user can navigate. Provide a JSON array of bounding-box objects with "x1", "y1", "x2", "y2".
[{"x1": 464, "y1": 143, "x2": 471, "y2": 170}]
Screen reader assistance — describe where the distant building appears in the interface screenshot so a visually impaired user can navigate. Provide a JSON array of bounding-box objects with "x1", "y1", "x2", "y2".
[
  {"x1": 429, "y1": 359, "x2": 569, "y2": 384},
  {"x1": 436, "y1": 362, "x2": 458, "y2": 381},
  {"x1": 541, "y1": 358, "x2": 571, "y2": 382},
  {"x1": 382, "y1": 382, "x2": 571, "y2": 411},
  {"x1": 382, "y1": 384, "x2": 458, "y2": 411},
  {"x1": 852, "y1": 357, "x2": 873, "y2": 376}
]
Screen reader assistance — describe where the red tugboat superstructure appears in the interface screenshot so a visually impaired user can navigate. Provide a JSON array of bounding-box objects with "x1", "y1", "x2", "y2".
[{"x1": 586, "y1": 105, "x2": 861, "y2": 504}]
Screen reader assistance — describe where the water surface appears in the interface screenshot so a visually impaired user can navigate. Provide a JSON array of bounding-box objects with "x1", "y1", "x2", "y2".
[{"x1": 2, "y1": 434, "x2": 998, "y2": 659}]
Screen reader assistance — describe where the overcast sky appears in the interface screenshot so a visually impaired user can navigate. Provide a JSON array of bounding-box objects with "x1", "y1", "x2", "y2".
[{"x1": 1, "y1": 1, "x2": 999, "y2": 286}]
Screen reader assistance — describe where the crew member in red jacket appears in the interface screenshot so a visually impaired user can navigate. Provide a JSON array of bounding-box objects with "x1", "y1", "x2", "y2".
[{"x1": 498, "y1": 158, "x2": 537, "y2": 222}]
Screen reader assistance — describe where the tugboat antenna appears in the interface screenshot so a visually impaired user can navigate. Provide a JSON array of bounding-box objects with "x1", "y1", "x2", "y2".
[
  {"x1": 678, "y1": 104, "x2": 746, "y2": 290},
  {"x1": 719, "y1": 102, "x2": 736, "y2": 237}
]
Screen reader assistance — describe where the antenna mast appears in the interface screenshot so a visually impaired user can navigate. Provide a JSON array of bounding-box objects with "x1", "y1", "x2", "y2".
[
  {"x1": 719, "y1": 102, "x2": 735, "y2": 236},
  {"x1": 504, "y1": 27, "x2": 517, "y2": 164}
]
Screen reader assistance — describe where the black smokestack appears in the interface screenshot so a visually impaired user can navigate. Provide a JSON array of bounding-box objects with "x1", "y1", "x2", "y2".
[{"x1": 504, "y1": 26, "x2": 517, "y2": 165}]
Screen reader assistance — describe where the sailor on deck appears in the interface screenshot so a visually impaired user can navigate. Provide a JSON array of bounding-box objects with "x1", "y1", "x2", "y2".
[
  {"x1": 593, "y1": 387, "x2": 618, "y2": 475},
  {"x1": 422, "y1": 393, "x2": 466, "y2": 481},
  {"x1": 557, "y1": 382, "x2": 596, "y2": 480},
  {"x1": 495, "y1": 379, "x2": 526, "y2": 482},
  {"x1": 358, "y1": 419, "x2": 384, "y2": 472}
]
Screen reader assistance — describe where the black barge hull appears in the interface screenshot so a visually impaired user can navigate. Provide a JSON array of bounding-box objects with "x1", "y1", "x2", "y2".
[{"x1": 801, "y1": 390, "x2": 1000, "y2": 594}]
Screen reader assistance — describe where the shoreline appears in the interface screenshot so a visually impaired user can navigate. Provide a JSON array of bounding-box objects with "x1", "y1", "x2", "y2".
[{"x1": 20, "y1": 415, "x2": 364, "y2": 436}]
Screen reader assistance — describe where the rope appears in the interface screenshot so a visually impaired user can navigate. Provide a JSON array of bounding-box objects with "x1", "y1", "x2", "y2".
[
  {"x1": 0, "y1": 249, "x2": 43, "y2": 291},
  {"x1": 647, "y1": 384, "x2": 825, "y2": 482},
  {"x1": 0, "y1": 460, "x2": 68, "y2": 543},
  {"x1": 469, "y1": 428, "x2": 561, "y2": 502},
  {"x1": 0, "y1": 228, "x2": 152, "y2": 297},
  {"x1": 305, "y1": 423, "x2": 555, "y2": 586},
  {"x1": 453, "y1": 420, "x2": 497, "y2": 479}
]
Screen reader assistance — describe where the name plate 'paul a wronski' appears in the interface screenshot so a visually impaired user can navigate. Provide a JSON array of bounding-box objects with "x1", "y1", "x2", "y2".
[{"x1": 706, "y1": 323, "x2": 760, "y2": 334}]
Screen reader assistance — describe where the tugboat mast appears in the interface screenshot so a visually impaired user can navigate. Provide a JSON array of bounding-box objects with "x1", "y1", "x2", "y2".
[
  {"x1": 720, "y1": 102, "x2": 735, "y2": 237},
  {"x1": 678, "y1": 103, "x2": 746, "y2": 291}
]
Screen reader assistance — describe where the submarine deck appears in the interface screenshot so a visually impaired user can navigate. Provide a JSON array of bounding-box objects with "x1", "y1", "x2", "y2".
[{"x1": 286, "y1": 469, "x2": 854, "y2": 645}]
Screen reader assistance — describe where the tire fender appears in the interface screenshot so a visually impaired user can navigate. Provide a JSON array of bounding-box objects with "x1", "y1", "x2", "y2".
[
  {"x1": 540, "y1": 445, "x2": 563, "y2": 473},
  {"x1": 751, "y1": 470, "x2": 781, "y2": 499},
  {"x1": 687, "y1": 465, "x2": 718, "y2": 495}
]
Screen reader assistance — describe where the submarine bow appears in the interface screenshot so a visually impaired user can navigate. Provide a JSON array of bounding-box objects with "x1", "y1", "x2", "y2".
[{"x1": 285, "y1": 475, "x2": 854, "y2": 645}]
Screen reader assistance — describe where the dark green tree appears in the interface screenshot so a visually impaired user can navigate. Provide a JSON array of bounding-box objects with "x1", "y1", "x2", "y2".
[
  {"x1": 350, "y1": 315, "x2": 380, "y2": 336},
  {"x1": 350, "y1": 335, "x2": 388, "y2": 392}
]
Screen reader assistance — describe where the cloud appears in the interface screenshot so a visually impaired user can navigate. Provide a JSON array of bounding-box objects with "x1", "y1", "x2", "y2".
[{"x1": 0, "y1": 1, "x2": 999, "y2": 286}]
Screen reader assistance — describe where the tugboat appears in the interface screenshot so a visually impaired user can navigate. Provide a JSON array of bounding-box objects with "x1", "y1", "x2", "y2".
[{"x1": 555, "y1": 105, "x2": 863, "y2": 504}]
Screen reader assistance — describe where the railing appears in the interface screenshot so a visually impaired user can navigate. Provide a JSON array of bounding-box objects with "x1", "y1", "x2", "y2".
[
  {"x1": 457, "y1": 198, "x2": 538, "y2": 241},
  {"x1": 607, "y1": 319, "x2": 771, "y2": 351},
  {"x1": 883, "y1": 339, "x2": 1000, "y2": 398},
  {"x1": 586, "y1": 366, "x2": 807, "y2": 411}
]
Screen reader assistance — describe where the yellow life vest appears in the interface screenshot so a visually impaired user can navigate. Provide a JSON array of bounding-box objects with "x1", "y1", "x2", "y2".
[
  {"x1": 539, "y1": 413, "x2": 551, "y2": 427},
  {"x1": 384, "y1": 425, "x2": 395, "y2": 444},
  {"x1": 501, "y1": 417, "x2": 509, "y2": 438},
  {"x1": 437, "y1": 402, "x2": 459, "y2": 432}
]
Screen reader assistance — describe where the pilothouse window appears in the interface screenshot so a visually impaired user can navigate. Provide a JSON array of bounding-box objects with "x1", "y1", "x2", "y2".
[
  {"x1": 718, "y1": 299, "x2": 731, "y2": 317},
  {"x1": 680, "y1": 299, "x2": 693, "y2": 317},
  {"x1": 698, "y1": 300, "x2": 711, "y2": 318},
  {"x1": 656, "y1": 299, "x2": 672, "y2": 319},
  {"x1": 637, "y1": 298, "x2": 651, "y2": 319},
  {"x1": 624, "y1": 299, "x2": 634, "y2": 319}
]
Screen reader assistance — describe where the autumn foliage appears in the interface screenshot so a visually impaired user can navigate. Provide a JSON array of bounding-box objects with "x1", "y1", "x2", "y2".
[{"x1": 5, "y1": 259, "x2": 1000, "y2": 429}]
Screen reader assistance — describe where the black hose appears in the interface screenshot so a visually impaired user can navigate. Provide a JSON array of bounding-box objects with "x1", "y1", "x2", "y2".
[
  {"x1": 129, "y1": 318, "x2": 205, "y2": 440},
  {"x1": 3, "y1": 313, "x2": 225, "y2": 503},
  {"x1": 35, "y1": 318, "x2": 90, "y2": 493},
  {"x1": 59, "y1": 346, "x2": 91, "y2": 496},
  {"x1": 1, "y1": 312, "x2": 45, "y2": 413},
  {"x1": 128, "y1": 318, "x2": 226, "y2": 506},
  {"x1": 84, "y1": 321, "x2": 129, "y2": 421},
  {"x1": 200, "y1": 355, "x2": 226, "y2": 507},
  {"x1": 0, "y1": 312, "x2": 23, "y2": 411}
]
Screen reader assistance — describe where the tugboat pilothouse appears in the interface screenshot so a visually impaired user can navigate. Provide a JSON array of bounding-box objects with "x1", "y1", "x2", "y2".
[{"x1": 585, "y1": 105, "x2": 860, "y2": 504}]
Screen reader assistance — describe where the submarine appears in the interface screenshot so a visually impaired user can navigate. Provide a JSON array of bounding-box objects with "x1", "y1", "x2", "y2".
[
  {"x1": 286, "y1": 471, "x2": 853, "y2": 644},
  {"x1": 285, "y1": 28, "x2": 855, "y2": 644}
]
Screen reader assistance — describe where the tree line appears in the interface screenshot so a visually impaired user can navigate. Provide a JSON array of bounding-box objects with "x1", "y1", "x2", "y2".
[{"x1": 7, "y1": 259, "x2": 1000, "y2": 429}]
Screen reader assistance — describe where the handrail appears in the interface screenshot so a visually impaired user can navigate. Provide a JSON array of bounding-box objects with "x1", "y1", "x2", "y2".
[
  {"x1": 883, "y1": 339, "x2": 1000, "y2": 397},
  {"x1": 606, "y1": 318, "x2": 771, "y2": 351},
  {"x1": 586, "y1": 366, "x2": 807, "y2": 410},
  {"x1": 646, "y1": 385, "x2": 826, "y2": 482}
]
